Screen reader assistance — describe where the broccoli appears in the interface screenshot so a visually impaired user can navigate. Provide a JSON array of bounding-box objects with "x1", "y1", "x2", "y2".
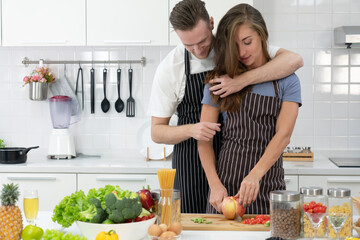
[
  {"x1": 104, "y1": 191, "x2": 142, "y2": 223},
  {"x1": 79, "y1": 197, "x2": 107, "y2": 223}
]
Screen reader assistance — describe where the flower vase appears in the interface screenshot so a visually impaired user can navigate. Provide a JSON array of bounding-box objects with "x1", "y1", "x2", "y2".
[{"x1": 29, "y1": 82, "x2": 48, "y2": 101}]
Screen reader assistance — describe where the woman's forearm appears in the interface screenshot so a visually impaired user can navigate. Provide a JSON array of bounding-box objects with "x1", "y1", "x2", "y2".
[
  {"x1": 250, "y1": 131, "x2": 291, "y2": 180},
  {"x1": 198, "y1": 141, "x2": 223, "y2": 188}
]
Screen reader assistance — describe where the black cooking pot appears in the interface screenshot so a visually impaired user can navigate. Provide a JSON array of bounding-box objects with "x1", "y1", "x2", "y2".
[{"x1": 0, "y1": 146, "x2": 39, "y2": 164}]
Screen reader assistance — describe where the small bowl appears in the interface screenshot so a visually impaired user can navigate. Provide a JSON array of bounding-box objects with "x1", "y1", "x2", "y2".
[
  {"x1": 76, "y1": 217, "x2": 156, "y2": 240},
  {"x1": 148, "y1": 234, "x2": 181, "y2": 240}
]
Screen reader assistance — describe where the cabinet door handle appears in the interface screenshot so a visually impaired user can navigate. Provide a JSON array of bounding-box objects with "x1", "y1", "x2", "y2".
[
  {"x1": 96, "y1": 177, "x2": 146, "y2": 182},
  {"x1": 21, "y1": 40, "x2": 68, "y2": 44},
  {"x1": 327, "y1": 178, "x2": 360, "y2": 183},
  {"x1": 285, "y1": 178, "x2": 291, "y2": 183},
  {"x1": 103, "y1": 40, "x2": 152, "y2": 44},
  {"x1": 7, "y1": 176, "x2": 57, "y2": 181}
]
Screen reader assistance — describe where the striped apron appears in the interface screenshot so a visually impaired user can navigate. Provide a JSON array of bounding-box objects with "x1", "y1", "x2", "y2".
[
  {"x1": 207, "y1": 81, "x2": 286, "y2": 214},
  {"x1": 173, "y1": 49, "x2": 222, "y2": 213}
]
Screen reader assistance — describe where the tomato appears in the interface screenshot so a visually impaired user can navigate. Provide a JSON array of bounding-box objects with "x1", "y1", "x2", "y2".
[
  {"x1": 149, "y1": 213, "x2": 155, "y2": 219},
  {"x1": 134, "y1": 217, "x2": 142, "y2": 222},
  {"x1": 125, "y1": 219, "x2": 132, "y2": 223},
  {"x1": 303, "y1": 204, "x2": 309, "y2": 212}
]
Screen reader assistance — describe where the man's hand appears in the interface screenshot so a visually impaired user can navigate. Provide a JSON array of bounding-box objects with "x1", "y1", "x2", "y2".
[
  {"x1": 209, "y1": 184, "x2": 228, "y2": 213},
  {"x1": 235, "y1": 173, "x2": 261, "y2": 208},
  {"x1": 191, "y1": 122, "x2": 221, "y2": 141},
  {"x1": 209, "y1": 74, "x2": 248, "y2": 98}
]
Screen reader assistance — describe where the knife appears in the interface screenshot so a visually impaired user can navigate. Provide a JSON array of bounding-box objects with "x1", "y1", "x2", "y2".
[{"x1": 234, "y1": 211, "x2": 242, "y2": 222}]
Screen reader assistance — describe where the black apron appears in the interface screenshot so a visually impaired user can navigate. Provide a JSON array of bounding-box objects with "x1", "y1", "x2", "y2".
[
  {"x1": 172, "y1": 49, "x2": 222, "y2": 213},
  {"x1": 207, "y1": 81, "x2": 286, "y2": 214}
]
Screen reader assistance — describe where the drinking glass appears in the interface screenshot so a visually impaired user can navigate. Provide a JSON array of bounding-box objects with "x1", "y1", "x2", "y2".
[
  {"x1": 326, "y1": 212, "x2": 349, "y2": 240},
  {"x1": 23, "y1": 189, "x2": 39, "y2": 224},
  {"x1": 305, "y1": 212, "x2": 327, "y2": 239}
]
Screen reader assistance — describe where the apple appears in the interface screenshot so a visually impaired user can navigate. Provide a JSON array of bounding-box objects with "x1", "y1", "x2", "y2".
[
  {"x1": 137, "y1": 186, "x2": 154, "y2": 210},
  {"x1": 22, "y1": 225, "x2": 44, "y2": 240},
  {"x1": 221, "y1": 196, "x2": 245, "y2": 220}
]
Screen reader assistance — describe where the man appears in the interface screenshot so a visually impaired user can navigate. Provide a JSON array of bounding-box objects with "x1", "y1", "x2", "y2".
[{"x1": 149, "y1": 0, "x2": 303, "y2": 214}]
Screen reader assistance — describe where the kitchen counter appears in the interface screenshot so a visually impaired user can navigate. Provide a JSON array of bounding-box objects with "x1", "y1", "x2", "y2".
[
  {"x1": 30, "y1": 212, "x2": 360, "y2": 240},
  {"x1": 1, "y1": 149, "x2": 360, "y2": 175},
  {"x1": 30, "y1": 211, "x2": 272, "y2": 240}
]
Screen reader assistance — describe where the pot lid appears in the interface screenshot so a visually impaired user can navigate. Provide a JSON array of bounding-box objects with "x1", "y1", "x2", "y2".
[{"x1": 49, "y1": 95, "x2": 72, "y2": 102}]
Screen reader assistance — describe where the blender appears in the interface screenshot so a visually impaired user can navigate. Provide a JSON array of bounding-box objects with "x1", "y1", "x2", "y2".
[{"x1": 48, "y1": 95, "x2": 76, "y2": 159}]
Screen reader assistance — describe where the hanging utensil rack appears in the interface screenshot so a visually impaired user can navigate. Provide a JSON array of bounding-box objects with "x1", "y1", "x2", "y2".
[{"x1": 22, "y1": 57, "x2": 146, "y2": 67}]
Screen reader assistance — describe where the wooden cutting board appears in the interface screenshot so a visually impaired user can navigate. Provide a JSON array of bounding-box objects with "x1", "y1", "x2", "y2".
[{"x1": 181, "y1": 214, "x2": 270, "y2": 231}]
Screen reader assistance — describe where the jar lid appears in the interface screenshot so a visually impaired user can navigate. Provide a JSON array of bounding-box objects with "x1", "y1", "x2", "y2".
[
  {"x1": 49, "y1": 95, "x2": 72, "y2": 102},
  {"x1": 270, "y1": 190, "x2": 300, "y2": 202},
  {"x1": 300, "y1": 186, "x2": 323, "y2": 195},
  {"x1": 151, "y1": 189, "x2": 180, "y2": 200},
  {"x1": 327, "y1": 187, "x2": 351, "y2": 197}
]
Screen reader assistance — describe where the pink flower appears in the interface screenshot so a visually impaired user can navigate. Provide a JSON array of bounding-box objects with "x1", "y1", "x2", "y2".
[
  {"x1": 23, "y1": 76, "x2": 29, "y2": 83},
  {"x1": 40, "y1": 78, "x2": 47, "y2": 83},
  {"x1": 32, "y1": 75, "x2": 40, "y2": 81}
]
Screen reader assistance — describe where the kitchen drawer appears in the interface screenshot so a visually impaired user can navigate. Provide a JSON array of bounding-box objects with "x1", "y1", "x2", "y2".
[
  {"x1": 77, "y1": 174, "x2": 160, "y2": 193},
  {"x1": 0, "y1": 173, "x2": 77, "y2": 211},
  {"x1": 299, "y1": 175, "x2": 360, "y2": 194},
  {"x1": 285, "y1": 175, "x2": 298, "y2": 191}
]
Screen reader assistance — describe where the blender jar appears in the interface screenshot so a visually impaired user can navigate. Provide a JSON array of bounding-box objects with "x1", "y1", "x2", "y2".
[{"x1": 49, "y1": 95, "x2": 73, "y2": 129}]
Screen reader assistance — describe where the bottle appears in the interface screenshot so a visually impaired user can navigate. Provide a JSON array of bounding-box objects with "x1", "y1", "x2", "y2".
[
  {"x1": 152, "y1": 189, "x2": 181, "y2": 223},
  {"x1": 270, "y1": 190, "x2": 301, "y2": 239},
  {"x1": 327, "y1": 188, "x2": 353, "y2": 239},
  {"x1": 300, "y1": 186, "x2": 327, "y2": 238}
]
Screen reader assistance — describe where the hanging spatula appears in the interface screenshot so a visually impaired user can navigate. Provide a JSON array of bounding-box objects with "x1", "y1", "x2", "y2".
[{"x1": 126, "y1": 67, "x2": 135, "y2": 117}]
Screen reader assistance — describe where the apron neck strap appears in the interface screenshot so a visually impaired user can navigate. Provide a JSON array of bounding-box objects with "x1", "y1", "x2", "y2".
[{"x1": 184, "y1": 49, "x2": 191, "y2": 78}]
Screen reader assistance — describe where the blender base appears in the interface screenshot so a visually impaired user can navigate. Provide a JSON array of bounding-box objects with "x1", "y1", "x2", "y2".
[{"x1": 48, "y1": 129, "x2": 76, "y2": 160}]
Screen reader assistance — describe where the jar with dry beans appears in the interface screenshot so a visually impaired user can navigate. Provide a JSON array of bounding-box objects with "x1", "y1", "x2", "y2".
[
  {"x1": 327, "y1": 188, "x2": 353, "y2": 239},
  {"x1": 300, "y1": 186, "x2": 327, "y2": 238},
  {"x1": 270, "y1": 190, "x2": 301, "y2": 239}
]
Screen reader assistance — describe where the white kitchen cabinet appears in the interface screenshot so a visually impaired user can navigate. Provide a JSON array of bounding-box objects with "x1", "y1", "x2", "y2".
[
  {"x1": 2, "y1": 0, "x2": 86, "y2": 46},
  {"x1": 169, "y1": 0, "x2": 253, "y2": 45},
  {"x1": 299, "y1": 175, "x2": 360, "y2": 195},
  {"x1": 77, "y1": 174, "x2": 160, "y2": 193},
  {"x1": 87, "y1": 0, "x2": 168, "y2": 46},
  {"x1": 285, "y1": 175, "x2": 298, "y2": 191},
  {"x1": 0, "y1": 173, "x2": 77, "y2": 211}
]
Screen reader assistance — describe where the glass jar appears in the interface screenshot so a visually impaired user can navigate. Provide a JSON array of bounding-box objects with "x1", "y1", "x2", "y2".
[
  {"x1": 327, "y1": 188, "x2": 353, "y2": 239},
  {"x1": 300, "y1": 186, "x2": 327, "y2": 238},
  {"x1": 270, "y1": 190, "x2": 301, "y2": 239},
  {"x1": 152, "y1": 189, "x2": 181, "y2": 224}
]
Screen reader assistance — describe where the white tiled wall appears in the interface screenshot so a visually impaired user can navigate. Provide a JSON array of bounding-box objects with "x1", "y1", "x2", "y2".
[
  {"x1": 0, "y1": 46, "x2": 174, "y2": 153},
  {"x1": 254, "y1": 0, "x2": 360, "y2": 150},
  {"x1": 0, "y1": 0, "x2": 360, "y2": 154}
]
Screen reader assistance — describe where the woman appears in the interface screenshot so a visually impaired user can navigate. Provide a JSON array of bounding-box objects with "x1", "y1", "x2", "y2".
[{"x1": 198, "y1": 3, "x2": 301, "y2": 214}]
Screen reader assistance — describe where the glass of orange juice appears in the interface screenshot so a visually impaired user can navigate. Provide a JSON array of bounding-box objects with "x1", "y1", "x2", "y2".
[{"x1": 23, "y1": 189, "x2": 39, "y2": 224}]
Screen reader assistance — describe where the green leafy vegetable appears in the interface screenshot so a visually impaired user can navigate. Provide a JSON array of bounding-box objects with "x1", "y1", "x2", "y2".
[
  {"x1": 42, "y1": 229, "x2": 86, "y2": 240},
  {"x1": 104, "y1": 190, "x2": 142, "y2": 223},
  {"x1": 79, "y1": 198, "x2": 106, "y2": 223},
  {"x1": 52, "y1": 190, "x2": 89, "y2": 228},
  {"x1": 52, "y1": 185, "x2": 142, "y2": 228},
  {"x1": 0, "y1": 139, "x2": 5, "y2": 148}
]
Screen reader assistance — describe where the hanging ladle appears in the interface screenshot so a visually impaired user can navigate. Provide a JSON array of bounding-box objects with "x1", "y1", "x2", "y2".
[
  {"x1": 101, "y1": 68, "x2": 110, "y2": 113},
  {"x1": 115, "y1": 67, "x2": 124, "y2": 113}
]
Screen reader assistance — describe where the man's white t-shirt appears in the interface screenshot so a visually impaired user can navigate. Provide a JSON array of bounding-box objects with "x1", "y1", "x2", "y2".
[{"x1": 148, "y1": 44, "x2": 280, "y2": 118}]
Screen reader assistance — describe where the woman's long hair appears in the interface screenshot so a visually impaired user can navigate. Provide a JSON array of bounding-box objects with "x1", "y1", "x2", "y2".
[{"x1": 205, "y1": 4, "x2": 271, "y2": 112}]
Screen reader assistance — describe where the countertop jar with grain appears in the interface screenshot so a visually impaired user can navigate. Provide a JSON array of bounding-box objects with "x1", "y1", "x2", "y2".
[
  {"x1": 300, "y1": 186, "x2": 327, "y2": 238},
  {"x1": 327, "y1": 187, "x2": 353, "y2": 239},
  {"x1": 270, "y1": 190, "x2": 301, "y2": 239}
]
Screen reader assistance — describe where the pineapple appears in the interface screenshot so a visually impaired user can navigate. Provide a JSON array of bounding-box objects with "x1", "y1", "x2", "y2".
[{"x1": 0, "y1": 183, "x2": 23, "y2": 240}]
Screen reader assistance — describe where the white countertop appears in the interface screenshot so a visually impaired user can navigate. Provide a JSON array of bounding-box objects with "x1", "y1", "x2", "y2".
[
  {"x1": 29, "y1": 212, "x2": 360, "y2": 240},
  {"x1": 30, "y1": 212, "x2": 272, "y2": 240},
  {"x1": 1, "y1": 149, "x2": 360, "y2": 175}
]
